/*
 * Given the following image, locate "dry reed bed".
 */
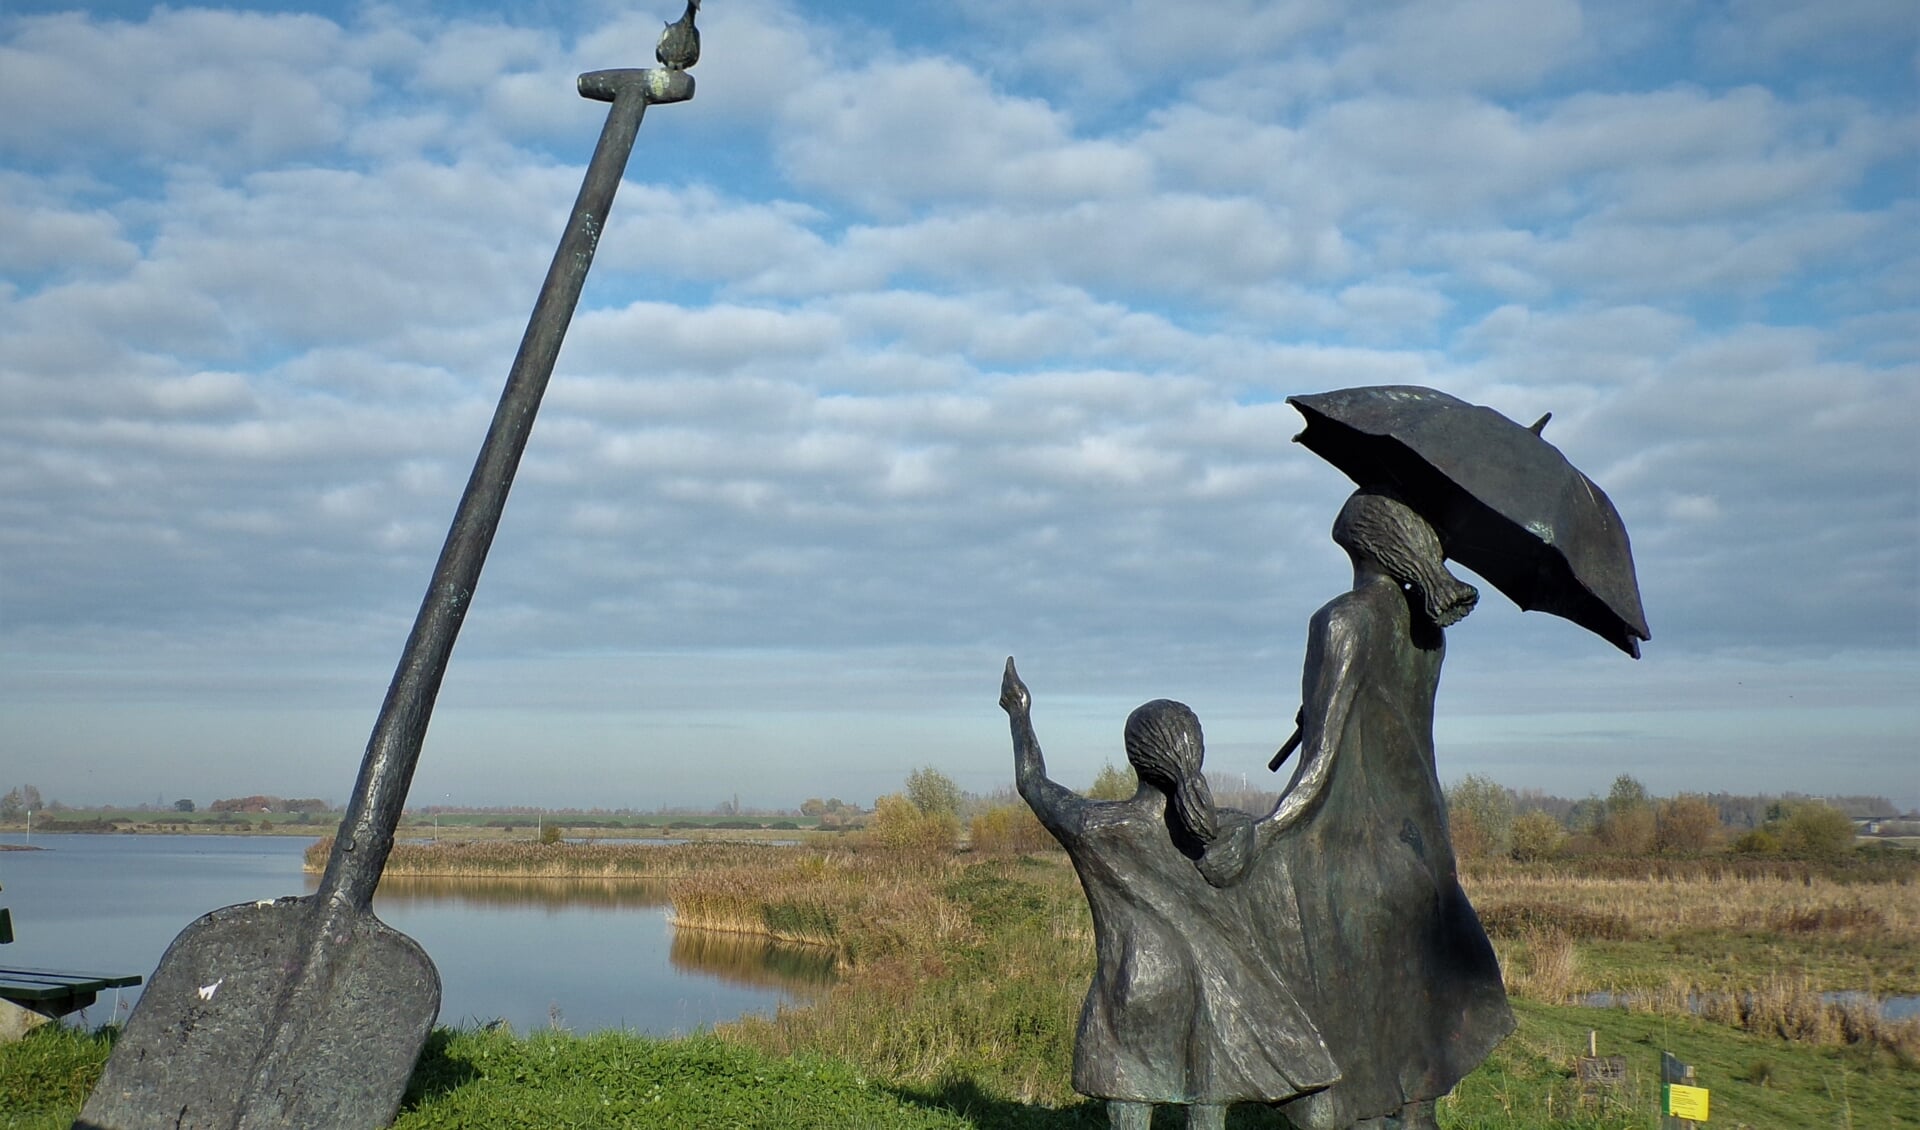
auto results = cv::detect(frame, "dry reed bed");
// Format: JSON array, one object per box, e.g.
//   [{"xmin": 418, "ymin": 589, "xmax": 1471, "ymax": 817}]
[
  {"xmin": 666, "ymin": 850, "xmax": 982, "ymax": 960},
  {"xmin": 710, "ymin": 852, "xmax": 1095, "ymax": 1105},
  {"xmin": 1461, "ymin": 863, "xmax": 1917, "ymax": 941},
  {"xmin": 1475, "ymin": 861, "xmax": 1920, "ymax": 1063},
  {"xmin": 303, "ymin": 836, "xmax": 793, "ymax": 879},
  {"xmin": 1562, "ymin": 960, "xmax": 1919, "ymax": 1063}
]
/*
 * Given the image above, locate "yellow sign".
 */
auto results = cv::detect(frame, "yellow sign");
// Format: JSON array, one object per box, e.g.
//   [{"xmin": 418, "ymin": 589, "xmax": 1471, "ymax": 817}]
[{"xmin": 1665, "ymin": 1082, "xmax": 1710, "ymax": 1121}]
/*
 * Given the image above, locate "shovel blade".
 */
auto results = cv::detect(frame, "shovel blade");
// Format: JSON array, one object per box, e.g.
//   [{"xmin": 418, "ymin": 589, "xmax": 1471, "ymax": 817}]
[{"xmin": 78, "ymin": 897, "xmax": 438, "ymax": 1130}]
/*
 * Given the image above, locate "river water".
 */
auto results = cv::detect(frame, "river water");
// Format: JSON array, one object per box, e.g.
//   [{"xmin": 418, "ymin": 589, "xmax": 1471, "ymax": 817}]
[{"xmin": 0, "ymin": 833, "xmax": 831, "ymax": 1035}]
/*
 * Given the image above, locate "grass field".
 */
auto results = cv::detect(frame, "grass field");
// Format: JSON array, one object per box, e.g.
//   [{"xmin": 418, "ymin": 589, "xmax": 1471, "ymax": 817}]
[
  {"xmin": 8, "ymin": 1000, "xmax": 1912, "ymax": 1130},
  {"xmin": 6, "ymin": 841, "xmax": 1915, "ymax": 1128}
]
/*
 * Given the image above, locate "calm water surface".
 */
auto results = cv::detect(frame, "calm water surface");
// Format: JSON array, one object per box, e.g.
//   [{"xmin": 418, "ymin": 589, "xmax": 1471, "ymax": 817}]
[{"xmin": 0, "ymin": 834, "xmax": 830, "ymax": 1035}]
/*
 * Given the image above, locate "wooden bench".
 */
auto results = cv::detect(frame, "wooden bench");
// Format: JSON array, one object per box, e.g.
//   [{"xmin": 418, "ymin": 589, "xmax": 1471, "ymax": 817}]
[
  {"xmin": 0, "ymin": 965, "xmax": 144, "ymax": 1020},
  {"xmin": 0, "ymin": 891, "xmax": 145, "ymax": 1026}
]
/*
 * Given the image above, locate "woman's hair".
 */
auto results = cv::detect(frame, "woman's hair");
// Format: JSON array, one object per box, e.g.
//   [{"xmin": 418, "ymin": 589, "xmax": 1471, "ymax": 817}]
[
  {"xmin": 1123, "ymin": 699, "xmax": 1217, "ymax": 844},
  {"xmin": 1332, "ymin": 489, "xmax": 1479, "ymax": 627}
]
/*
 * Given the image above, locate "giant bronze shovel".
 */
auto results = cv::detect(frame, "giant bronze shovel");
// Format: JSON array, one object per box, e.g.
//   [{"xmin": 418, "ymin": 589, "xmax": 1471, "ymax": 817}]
[{"xmin": 79, "ymin": 61, "xmax": 697, "ymax": 1130}]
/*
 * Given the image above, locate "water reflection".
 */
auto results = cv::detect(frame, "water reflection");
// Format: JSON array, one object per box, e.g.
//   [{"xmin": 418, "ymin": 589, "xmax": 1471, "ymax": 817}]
[
  {"xmin": 4, "ymin": 836, "xmax": 827, "ymax": 1035},
  {"xmin": 310, "ymin": 871, "xmax": 837, "ymax": 1002},
  {"xmin": 670, "ymin": 928, "xmax": 838, "ymax": 992}
]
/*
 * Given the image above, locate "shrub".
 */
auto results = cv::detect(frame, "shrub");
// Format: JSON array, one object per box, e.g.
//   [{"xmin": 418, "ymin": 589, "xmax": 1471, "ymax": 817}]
[
  {"xmin": 1777, "ymin": 803, "xmax": 1856, "ymax": 859},
  {"xmin": 1730, "ymin": 827, "xmax": 1781, "ymax": 854},
  {"xmin": 869, "ymin": 794, "xmax": 958, "ymax": 856},
  {"xmin": 968, "ymin": 803, "xmax": 1054, "ymax": 855},
  {"xmin": 1596, "ymin": 804, "xmax": 1656, "ymax": 854},
  {"xmin": 1084, "ymin": 762, "xmax": 1135, "ymax": 801},
  {"xmin": 1508, "ymin": 810, "xmax": 1565, "ymax": 862},
  {"xmin": 1446, "ymin": 774, "xmax": 1514, "ymax": 860},
  {"xmin": 1654, "ymin": 793, "xmax": 1723, "ymax": 853},
  {"xmin": 904, "ymin": 767, "xmax": 962, "ymax": 819},
  {"xmin": 539, "ymin": 822, "xmax": 563, "ymax": 846}
]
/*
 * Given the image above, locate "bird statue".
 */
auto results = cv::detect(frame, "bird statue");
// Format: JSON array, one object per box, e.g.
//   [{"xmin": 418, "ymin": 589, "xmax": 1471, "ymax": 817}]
[{"xmin": 656, "ymin": 0, "xmax": 701, "ymax": 71}]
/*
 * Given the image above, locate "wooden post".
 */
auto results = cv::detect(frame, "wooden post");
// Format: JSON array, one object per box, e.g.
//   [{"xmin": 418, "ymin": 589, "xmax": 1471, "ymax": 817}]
[
  {"xmin": 1662, "ymin": 1051, "xmax": 1709, "ymax": 1126},
  {"xmin": 1576, "ymin": 1031, "xmax": 1626, "ymax": 1109}
]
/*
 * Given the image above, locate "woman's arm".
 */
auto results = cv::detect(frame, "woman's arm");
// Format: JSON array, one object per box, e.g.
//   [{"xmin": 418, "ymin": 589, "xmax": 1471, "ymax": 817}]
[{"xmin": 1255, "ymin": 601, "xmax": 1363, "ymax": 850}]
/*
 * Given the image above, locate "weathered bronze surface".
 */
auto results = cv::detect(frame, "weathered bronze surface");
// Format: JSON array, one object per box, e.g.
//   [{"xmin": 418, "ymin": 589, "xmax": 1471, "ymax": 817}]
[
  {"xmin": 77, "ymin": 27, "xmax": 700, "ymax": 1130},
  {"xmin": 1006, "ymin": 385, "xmax": 1646, "ymax": 1129},
  {"xmin": 1231, "ymin": 489, "xmax": 1514, "ymax": 1130},
  {"xmin": 1001, "ymin": 660, "xmax": 1337, "ymax": 1129},
  {"xmin": 655, "ymin": 0, "xmax": 701, "ymax": 71},
  {"xmin": 1288, "ymin": 385, "xmax": 1650, "ymax": 657}
]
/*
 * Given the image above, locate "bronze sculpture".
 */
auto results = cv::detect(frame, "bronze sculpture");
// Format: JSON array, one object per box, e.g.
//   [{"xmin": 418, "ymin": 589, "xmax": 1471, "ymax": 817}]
[
  {"xmin": 78, "ymin": 13, "xmax": 702, "ymax": 1128},
  {"xmin": 1000, "ymin": 663, "xmax": 1337, "ymax": 1129},
  {"xmin": 1006, "ymin": 385, "xmax": 1647, "ymax": 1129},
  {"xmin": 1212, "ymin": 488, "xmax": 1514, "ymax": 1130}
]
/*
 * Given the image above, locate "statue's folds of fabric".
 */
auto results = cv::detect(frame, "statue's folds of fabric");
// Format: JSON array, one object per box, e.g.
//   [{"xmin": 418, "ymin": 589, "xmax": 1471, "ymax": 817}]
[
  {"xmin": 1024, "ymin": 783, "xmax": 1339, "ymax": 1105},
  {"xmin": 1235, "ymin": 576, "xmax": 1514, "ymax": 1129}
]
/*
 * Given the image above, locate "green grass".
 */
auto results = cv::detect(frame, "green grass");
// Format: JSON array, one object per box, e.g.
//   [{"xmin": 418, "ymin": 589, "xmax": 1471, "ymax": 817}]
[
  {"xmin": 393, "ymin": 1029, "xmax": 979, "ymax": 1129},
  {"xmin": 1447, "ymin": 1000, "xmax": 1920, "ymax": 1130},
  {"xmin": 0, "ymin": 1021, "xmax": 103, "ymax": 1130},
  {"xmin": 0, "ymin": 1027, "xmax": 977, "ymax": 1130},
  {"xmin": 8, "ymin": 1003, "xmax": 1915, "ymax": 1129}
]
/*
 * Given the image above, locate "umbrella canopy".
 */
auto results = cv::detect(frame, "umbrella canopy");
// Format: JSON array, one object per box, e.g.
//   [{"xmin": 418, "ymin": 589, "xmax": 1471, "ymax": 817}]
[{"xmin": 1287, "ymin": 385, "xmax": 1650, "ymax": 657}]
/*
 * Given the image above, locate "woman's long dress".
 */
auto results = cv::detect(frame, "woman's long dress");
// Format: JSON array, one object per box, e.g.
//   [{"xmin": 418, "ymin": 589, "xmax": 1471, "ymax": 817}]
[{"xmin": 1252, "ymin": 577, "xmax": 1514, "ymax": 1129}]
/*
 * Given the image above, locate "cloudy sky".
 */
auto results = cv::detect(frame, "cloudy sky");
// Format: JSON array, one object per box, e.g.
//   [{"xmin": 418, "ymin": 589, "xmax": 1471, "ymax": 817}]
[{"xmin": 3, "ymin": 0, "xmax": 1915, "ymax": 814}]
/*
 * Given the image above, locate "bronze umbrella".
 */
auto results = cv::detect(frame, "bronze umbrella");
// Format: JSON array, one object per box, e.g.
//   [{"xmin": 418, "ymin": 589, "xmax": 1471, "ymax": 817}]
[{"xmin": 1287, "ymin": 385, "xmax": 1651, "ymax": 658}]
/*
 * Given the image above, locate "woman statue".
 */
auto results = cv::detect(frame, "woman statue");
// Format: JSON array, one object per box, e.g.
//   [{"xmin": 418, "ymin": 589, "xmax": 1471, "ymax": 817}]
[
  {"xmin": 1201, "ymin": 488, "xmax": 1514, "ymax": 1130},
  {"xmin": 999, "ymin": 659, "xmax": 1336, "ymax": 1130}
]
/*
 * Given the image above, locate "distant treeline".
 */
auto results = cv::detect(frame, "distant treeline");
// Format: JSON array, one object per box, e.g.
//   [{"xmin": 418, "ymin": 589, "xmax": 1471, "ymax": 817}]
[
  {"xmin": 1502, "ymin": 789, "xmax": 1904, "ymax": 828},
  {"xmin": 476, "ymin": 817, "xmax": 806, "ymax": 832},
  {"xmin": 207, "ymin": 795, "xmax": 329, "ymax": 814},
  {"xmin": 416, "ymin": 804, "xmax": 844, "ymax": 818},
  {"xmin": 1437, "ymin": 774, "xmax": 1913, "ymax": 864}
]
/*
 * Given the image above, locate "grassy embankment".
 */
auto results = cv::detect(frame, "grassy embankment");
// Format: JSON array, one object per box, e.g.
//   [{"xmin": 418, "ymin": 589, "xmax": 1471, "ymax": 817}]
[
  {"xmin": 7, "ymin": 841, "xmax": 1915, "ymax": 1128},
  {"xmin": 394, "ymin": 838, "xmax": 1918, "ymax": 1117},
  {"xmin": 669, "ymin": 847, "xmax": 1920, "ymax": 1125}
]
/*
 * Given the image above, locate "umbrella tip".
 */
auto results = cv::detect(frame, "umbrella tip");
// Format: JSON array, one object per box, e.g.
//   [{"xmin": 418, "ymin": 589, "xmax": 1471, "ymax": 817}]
[{"xmin": 1529, "ymin": 412, "xmax": 1552, "ymax": 436}]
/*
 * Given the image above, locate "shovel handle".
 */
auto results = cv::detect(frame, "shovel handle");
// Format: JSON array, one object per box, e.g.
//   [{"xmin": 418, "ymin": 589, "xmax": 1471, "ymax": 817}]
[{"xmin": 319, "ymin": 69, "xmax": 689, "ymax": 911}]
